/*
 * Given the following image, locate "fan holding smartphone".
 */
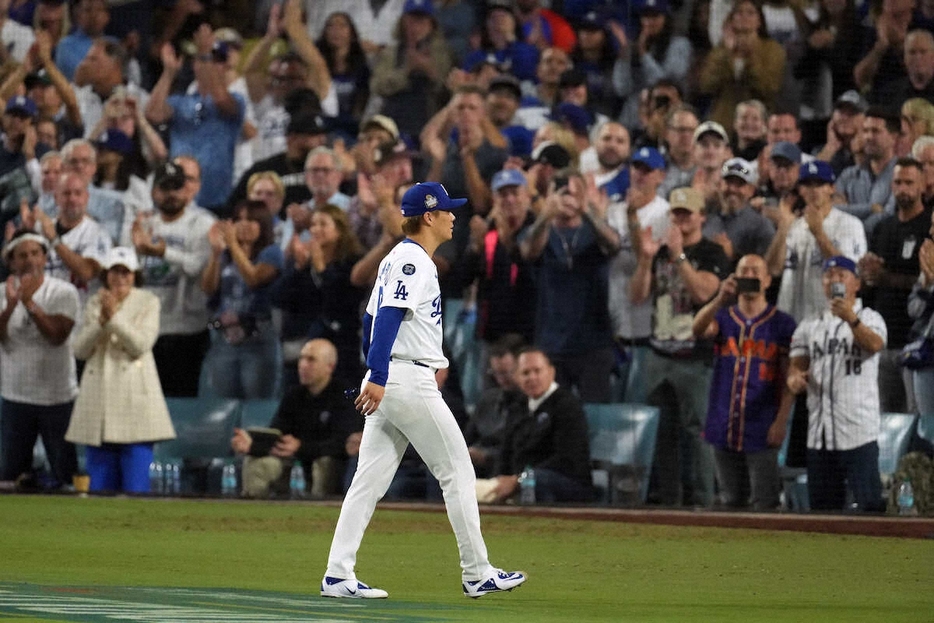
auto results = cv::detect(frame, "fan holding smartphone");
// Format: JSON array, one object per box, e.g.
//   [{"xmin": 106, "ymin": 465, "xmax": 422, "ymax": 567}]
[{"xmin": 692, "ymin": 254, "xmax": 798, "ymax": 510}]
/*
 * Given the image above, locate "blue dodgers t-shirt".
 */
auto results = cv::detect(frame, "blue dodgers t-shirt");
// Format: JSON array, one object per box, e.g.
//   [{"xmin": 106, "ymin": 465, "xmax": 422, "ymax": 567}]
[
  {"xmin": 600, "ymin": 168, "xmax": 629, "ymax": 204},
  {"xmin": 216, "ymin": 244, "xmax": 284, "ymax": 320},
  {"xmin": 167, "ymin": 92, "xmax": 245, "ymax": 208}
]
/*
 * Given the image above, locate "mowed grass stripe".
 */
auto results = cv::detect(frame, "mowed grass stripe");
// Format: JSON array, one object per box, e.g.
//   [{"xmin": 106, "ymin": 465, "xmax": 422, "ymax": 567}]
[{"xmin": 0, "ymin": 496, "xmax": 931, "ymax": 623}]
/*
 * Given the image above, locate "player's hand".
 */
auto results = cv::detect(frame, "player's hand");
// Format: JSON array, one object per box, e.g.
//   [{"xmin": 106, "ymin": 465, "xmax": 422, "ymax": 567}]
[
  {"xmin": 766, "ymin": 419, "xmax": 787, "ymax": 448},
  {"xmin": 272, "ymin": 434, "xmax": 300, "ymax": 458},
  {"xmin": 355, "ymin": 381, "xmax": 385, "ymax": 416},
  {"xmin": 230, "ymin": 428, "xmax": 252, "ymax": 454},
  {"xmin": 787, "ymin": 368, "xmax": 809, "ymax": 395},
  {"xmin": 493, "ymin": 475, "xmax": 520, "ymax": 503}
]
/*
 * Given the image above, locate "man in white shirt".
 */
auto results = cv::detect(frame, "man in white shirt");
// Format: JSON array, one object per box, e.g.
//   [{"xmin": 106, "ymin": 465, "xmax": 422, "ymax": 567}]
[
  {"xmin": 0, "ymin": 0, "xmax": 35, "ymax": 63},
  {"xmin": 766, "ymin": 161, "xmax": 867, "ymax": 323},
  {"xmin": 30, "ymin": 171, "xmax": 111, "ymax": 304},
  {"xmin": 608, "ymin": 146, "xmax": 669, "ymax": 401},
  {"xmin": 73, "ymin": 39, "xmax": 148, "ymax": 138},
  {"xmin": 60, "ymin": 138, "xmax": 126, "ymax": 244},
  {"xmin": 788, "ymin": 256, "xmax": 886, "ymax": 512},
  {"xmin": 131, "ymin": 161, "xmax": 215, "ymax": 397},
  {"xmin": 0, "ymin": 231, "xmax": 80, "ymax": 489}
]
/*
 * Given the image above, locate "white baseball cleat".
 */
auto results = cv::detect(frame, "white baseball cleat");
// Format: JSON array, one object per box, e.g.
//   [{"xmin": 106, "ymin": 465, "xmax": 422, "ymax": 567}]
[
  {"xmin": 462, "ymin": 569, "xmax": 527, "ymax": 598},
  {"xmin": 320, "ymin": 576, "xmax": 389, "ymax": 599}
]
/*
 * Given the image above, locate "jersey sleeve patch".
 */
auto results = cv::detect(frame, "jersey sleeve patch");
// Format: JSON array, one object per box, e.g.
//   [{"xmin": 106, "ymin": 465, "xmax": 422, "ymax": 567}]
[{"xmin": 402, "ymin": 263, "xmax": 416, "ymax": 275}]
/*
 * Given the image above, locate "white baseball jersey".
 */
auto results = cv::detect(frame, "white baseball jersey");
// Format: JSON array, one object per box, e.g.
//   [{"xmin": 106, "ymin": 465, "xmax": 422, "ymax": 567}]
[
  {"xmin": 607, "ymin": 195, "xmax": 670, "ymax": 339},
  {"xmin": 790, "ymin": 301, "xmax": 887, "ymax": 451},
  {"xmin": 777, "ymin": 208, "xmax": 866, "ymax": 322},
  {"xmin": 366, "ymin": 239, "xmax": 448, "ymax": 369},
  {"xmin": 43, "ymin": 216, "xmax": 112, "ymax": 302},
  {"xmin": 0, "ymin": 276, "xmax": 80, "ymax": 405}
]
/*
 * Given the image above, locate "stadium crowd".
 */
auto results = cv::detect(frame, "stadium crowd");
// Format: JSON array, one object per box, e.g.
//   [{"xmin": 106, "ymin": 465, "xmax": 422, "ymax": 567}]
[{"xmin": 0, "ymin": 0, "xmax": 933, "ymax": 511}]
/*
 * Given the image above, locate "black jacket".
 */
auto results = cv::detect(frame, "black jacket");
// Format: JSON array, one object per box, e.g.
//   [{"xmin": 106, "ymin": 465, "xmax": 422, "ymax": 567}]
[
  {"xmin": 269, "ymin": 381, "xmax": 362, "ymax": 467},
  {"xmin": 499, "ymin": 386, "xmax": 591, "ymax": 486}
]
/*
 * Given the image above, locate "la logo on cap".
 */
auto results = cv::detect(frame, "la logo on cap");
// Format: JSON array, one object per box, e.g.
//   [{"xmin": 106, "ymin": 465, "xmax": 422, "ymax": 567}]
[
  {"xmin": 425, "ymin": 194, "xmax": 438, "ymax": 209},
  {"xmin": 809, "ymin": 163, "xmax": 818, "ymax": 173},
  {"xmin": 640, "ymin": 148, "xmax": 649, "ymax": 157}
]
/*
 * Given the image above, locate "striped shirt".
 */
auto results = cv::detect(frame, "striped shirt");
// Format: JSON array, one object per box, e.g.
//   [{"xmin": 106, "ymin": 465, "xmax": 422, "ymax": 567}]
[
  {"xmin": 705, "ymin": 304, "xmax": 797, "ymax": 453},
  {"xmin": 790, "ymin": 302, "xmax": 887, "ymax": 451}
]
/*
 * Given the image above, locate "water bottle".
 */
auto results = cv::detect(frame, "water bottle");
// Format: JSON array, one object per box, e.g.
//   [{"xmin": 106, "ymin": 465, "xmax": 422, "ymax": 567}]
[
  {"xmin": 518, "ymin": 465, "xmax": 536, "ymax": 505},
  {"xmin": 165, "ymin": 461, "xmax": 181, "ymax": 495},
  {"xmin": 290, "ymin": 462, "xmax": 306, "ymax": 499},
  {"xmin": 897, "ymin": 480, "xmax": 917, "ymax": 516},
  {"xmin": 221, "ymin": 462, "xmax": 238, "ymax": 497},
  {"xmin": 148, "ymin": 461, "xmax": 164, "ymax": 495}
]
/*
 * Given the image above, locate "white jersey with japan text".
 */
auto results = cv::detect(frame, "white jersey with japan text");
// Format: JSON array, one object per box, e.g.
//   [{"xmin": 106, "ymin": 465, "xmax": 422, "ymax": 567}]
[
  {"xmin": 366, "ymin": 238, "xmax": 448, "ymax": 369},
  {"xmin": 790, "ymin": 301, "xmax": 887, "ymax": 451}
]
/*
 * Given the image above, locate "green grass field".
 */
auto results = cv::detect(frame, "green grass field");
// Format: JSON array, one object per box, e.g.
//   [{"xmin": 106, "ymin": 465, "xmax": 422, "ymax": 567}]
[{"xmin": 0, "ymin": 496, "xmax": 931, "ymax": 623}]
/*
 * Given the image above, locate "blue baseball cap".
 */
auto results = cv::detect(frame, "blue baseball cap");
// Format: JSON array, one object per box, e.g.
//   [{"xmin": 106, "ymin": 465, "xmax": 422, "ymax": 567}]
[
  {"xmin": 492, "ymin": 169, "xmax": 527, "ymax": 191},
  {"xmin": 96, "ymin": 129, "xmax": 134, "ymax": 155},
  {"xmin": 578, "ymin": 11, "xmax": 605, "ymax": 30},
  {"xmin": 401, "ymin": 182, "xmax": 467, "ymax": 217},
  {"xmin": 403, "ymin": 0, "xmax": 434, "ymax": 16},
  {"xmin": 770, "ymin": 141, "xmax": 801, "ymax": 164},
  {"xmin": 550, "ymin": 102, "xmax": 592, "ymax": 136},
  {"xmin": 822, "ymin": 256, "xmax": 858, "ymax": 275},
  {"xmin": 631, "ymin": 146, "xmax": 666, "ymax": 171},
  {"xmin": 5, "ymin": 95, "xmax": 37, "ymax": 118},
  {"xmin": 799, "ymin": 160, "xmax": 835, "ymax": 184}
]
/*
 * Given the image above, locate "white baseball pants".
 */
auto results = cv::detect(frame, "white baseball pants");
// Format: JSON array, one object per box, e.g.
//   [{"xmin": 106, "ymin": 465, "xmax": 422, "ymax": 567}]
[{"xmin": 325, "ymin": 360, "xmax": 495, "ymax": 581}]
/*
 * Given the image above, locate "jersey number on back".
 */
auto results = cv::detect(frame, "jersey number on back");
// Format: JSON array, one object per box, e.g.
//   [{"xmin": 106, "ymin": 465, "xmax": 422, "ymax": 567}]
[{"xmin": 393, "ymin": 280, "xmax": 409, "ymax": 301}]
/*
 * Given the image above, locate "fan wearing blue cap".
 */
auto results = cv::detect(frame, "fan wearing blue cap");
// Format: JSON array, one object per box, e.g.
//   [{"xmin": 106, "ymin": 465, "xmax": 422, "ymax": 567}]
[
  {"xmin": 321, "ymin": 181, "xmax": 527, "ymax": 600},
  {"xmin": 769, "ymin": 159, "xmax": 866, "ymax": 324},
  {"xmin": 0, "ymin": 96, "xmax": 42, "ymax": 178},
  {"xmin": 785, "ymin": 254, "xmax": 887, "ymax": 512},
  {"xmin": 472, "ymin": 169, "xmax": 537, "ymax": 343}
]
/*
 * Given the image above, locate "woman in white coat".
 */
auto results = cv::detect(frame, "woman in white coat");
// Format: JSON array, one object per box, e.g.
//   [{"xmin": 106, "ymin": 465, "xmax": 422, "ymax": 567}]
[{"xmin": 66, "ymin": 247, "xmax": 175, "ymax": 493}]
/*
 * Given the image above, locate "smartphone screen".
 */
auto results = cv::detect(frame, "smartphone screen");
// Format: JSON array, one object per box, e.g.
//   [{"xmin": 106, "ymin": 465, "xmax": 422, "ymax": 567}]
[
  {"xmin": 831, "ymin": 282, "xmax": 846, "ymax": 298},
  {"xmin": 735, "ymin": 277, "xmax": 760, "ymax": 294}
]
